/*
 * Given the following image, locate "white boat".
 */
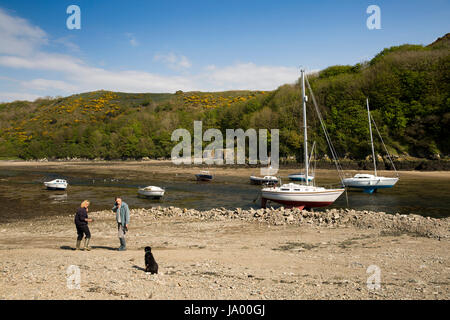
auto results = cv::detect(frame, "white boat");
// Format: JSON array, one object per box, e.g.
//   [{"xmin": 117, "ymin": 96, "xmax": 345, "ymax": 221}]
[
  {"xmin": 138, "ymin": 186, "xmax": 165, "ymax": 198},
  {"xmin": 288, "ymin": 173, "xmax": 314, "ymax": 182},
  {"xmin": 261, "ymin": 183, "xmax": 344, "ymax": 208},
  {"xmin": 261, "ymin": 69, "xmax": 344, "ymax": 209},
  {"xmin": 343, "ymin": 174, "xmax": 398, "ymax": 193},
  {"xmin": 250, "ymin": 175, "xmax": 278, "ymax": 185},
  {"xmin": 343, "ymin": 99, "xmax": 399, "ymax": 194},
  {"xmin": 44, "ymin": 179, "xmax": 68, "ymax": 190}
]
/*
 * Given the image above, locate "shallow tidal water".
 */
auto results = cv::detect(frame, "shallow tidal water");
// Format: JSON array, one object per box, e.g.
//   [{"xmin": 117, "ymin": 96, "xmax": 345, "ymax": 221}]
[{"xmin": 0, "ymin": 167, "xmax": 449, "ymax": 222}]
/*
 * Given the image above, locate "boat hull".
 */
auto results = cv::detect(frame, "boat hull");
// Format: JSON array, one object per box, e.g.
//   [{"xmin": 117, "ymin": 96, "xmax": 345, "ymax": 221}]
[
  {"xmin": 195, "ymin": 174, "xmax": 213, "ymax": 181},
  {"xmin": 138, "ymin": 188, "xmax": 165, "ymax": 198},
  {"xmin": 249, "ymin": 176, "xmax": 278, "ymax": 185},
  {"xmin": 45, "ymin": 186, "xmax": 67, "ymax": 190},
  {"xmin": 138, "ymin": 191, "xmax": 164, "ymax": 198},
  {"xmin": 288, "ymin": 174, "xmax": 314, "ymax": 182},
  {"xmin": 261, "ymin": 188, "xmax": 344, "ymax": 208},
  {"xmin": 44, "ymin": 183, "xmax": 67, "ymax": 190},
  {"xmin": 343, "ymin": 177, "xmax": 398, "ymax": 194}
]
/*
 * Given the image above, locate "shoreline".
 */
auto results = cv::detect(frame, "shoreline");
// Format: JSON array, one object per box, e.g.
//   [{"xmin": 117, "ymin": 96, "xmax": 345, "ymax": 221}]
[
  {"xmin": 0, "ymin": 206, "xmax": 448, "ymax": 299},
  {"xmin": 5, "ymin": 206, "xmax": 449, "ymax": 239},
  {"xmin": 1, "ymin": 160, "xmax": 450, "ymax": 179}
]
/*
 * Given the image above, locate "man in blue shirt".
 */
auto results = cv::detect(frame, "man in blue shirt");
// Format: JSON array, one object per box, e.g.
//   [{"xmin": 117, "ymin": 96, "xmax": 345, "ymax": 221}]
[{"xmin": 112, "ymin": 197, "xmax": 130, "ymax": 251}]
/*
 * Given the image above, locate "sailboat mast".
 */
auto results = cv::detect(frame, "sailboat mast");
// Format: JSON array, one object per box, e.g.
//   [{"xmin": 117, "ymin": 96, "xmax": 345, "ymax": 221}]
[
  {"xmin": 367, "ymin": 98, "xmax": 377, "ymax": 177},
  {"xmin": 302, "ymin": 69, "xmax": 309, "ymax": 185}
]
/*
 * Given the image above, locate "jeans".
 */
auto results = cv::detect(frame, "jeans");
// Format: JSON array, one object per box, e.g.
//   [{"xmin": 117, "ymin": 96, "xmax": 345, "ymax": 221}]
[{"xmin": 76, "ymin": 224, "xmax": 91, "ymax": 240}]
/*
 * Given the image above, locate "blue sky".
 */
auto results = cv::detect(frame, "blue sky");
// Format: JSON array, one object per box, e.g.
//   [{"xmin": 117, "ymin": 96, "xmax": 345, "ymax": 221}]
[{"xmin": 0, "ymin": 0, "xmax": 448, "ymax": 101}]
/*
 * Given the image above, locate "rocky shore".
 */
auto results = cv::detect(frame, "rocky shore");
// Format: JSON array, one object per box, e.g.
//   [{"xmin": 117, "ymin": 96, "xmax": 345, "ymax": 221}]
[
  {"xmin": 0, "ymin": 206, "xmax": 448, "ymax": 300},
  {"xmin": 86, "ymin": 206, "xmax": 450, "ymax": 240}
]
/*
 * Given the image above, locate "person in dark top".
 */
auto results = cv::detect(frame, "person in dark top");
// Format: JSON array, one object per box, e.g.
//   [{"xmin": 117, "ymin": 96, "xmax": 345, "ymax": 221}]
[{"xmin": 75, "ymin": 200, "xmax": 93, "ymax": 250}]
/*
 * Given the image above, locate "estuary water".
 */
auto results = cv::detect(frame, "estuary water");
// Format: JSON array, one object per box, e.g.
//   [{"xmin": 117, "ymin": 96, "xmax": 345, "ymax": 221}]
[{"xmin": 0, "ymin": 167, "xmax": 448, "ymax": 222}]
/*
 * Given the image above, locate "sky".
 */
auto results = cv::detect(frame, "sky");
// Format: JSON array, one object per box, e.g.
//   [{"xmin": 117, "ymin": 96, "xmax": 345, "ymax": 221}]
[{"xmin": 0, "ymin": 0, "xmax": 448, "ymax": 102}]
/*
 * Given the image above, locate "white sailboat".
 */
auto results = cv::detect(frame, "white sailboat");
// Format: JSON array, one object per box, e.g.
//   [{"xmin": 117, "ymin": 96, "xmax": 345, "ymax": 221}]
[
  {"xmin": 261, "ymin": 69, "xmax": 344, "ymax": 209},
  {"xmin": 342, "ymin": 99, "xmax": 399, "ymax": 194}
]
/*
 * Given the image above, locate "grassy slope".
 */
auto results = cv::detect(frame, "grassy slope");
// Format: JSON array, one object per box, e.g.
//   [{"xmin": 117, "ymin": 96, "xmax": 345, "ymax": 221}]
[{"xmin": 0, "ymin": 34, "xmax": 448, "ymax": 160}]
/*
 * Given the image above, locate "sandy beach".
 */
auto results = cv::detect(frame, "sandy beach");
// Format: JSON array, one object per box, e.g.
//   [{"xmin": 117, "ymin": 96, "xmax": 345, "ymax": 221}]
[{"xmin": 0, "ymin": 205, "xmax": 448, "ymax": 300}]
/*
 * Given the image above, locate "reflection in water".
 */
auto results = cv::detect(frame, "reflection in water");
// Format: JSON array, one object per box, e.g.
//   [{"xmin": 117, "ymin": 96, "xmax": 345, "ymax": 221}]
[
  {"xmin": 48, "ymin": 192, "xmax": 68, "ymax": 204},
  {"xmin": 0, "ymin": 168, "xmax": 448, "ymax": 221}
]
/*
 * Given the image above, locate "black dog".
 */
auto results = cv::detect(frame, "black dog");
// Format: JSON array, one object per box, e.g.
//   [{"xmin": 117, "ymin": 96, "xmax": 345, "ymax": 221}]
[{"xmin": 144, "ymin": 246, "xmax": 158, "ymax": 274}]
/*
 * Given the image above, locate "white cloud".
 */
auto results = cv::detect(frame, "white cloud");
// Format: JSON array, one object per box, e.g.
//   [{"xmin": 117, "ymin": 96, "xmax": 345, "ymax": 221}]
[
  {"xmin": 0, "ymin": 53, "xmax": 299, "ymax": 93},
  {"xmin": 0, "ymin": 9, "xmax": 301, "ymax": 102},
  {"xmin": 0, "ymin": 53, "xmax": 85, "ymax": 73},
  {"xmin": 0, "ymin": 8, "xmax": 48, "ymax": 56},
  {"xmin": 0, "ymin": 92, "xmax": 41, "ymax": 102},
  {"xmin": 0, "ymin": 52, "xmax": 194, "ymax": 93},
  {"xmin": 21, "ymin": 78, "xmax": 79, "ymax": 92},
  {"xmin": 53, "ymin": 36, "xmax": 80, "ymax": 52},
  {"xmin": 154, "ymin": 52, "xmax": 192, "ymax": 70},
  {"xmin": 200, "ymin": 63, "xmax": 299, "ymax": 90}
]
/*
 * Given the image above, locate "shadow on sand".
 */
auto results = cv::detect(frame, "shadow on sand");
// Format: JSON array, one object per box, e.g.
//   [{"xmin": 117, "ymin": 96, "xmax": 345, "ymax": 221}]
[
  {"xmin": 132, "ymin": 265, "xmax": 146, "ymax": 272},
  {"xmin": 91, "ymin": 245, "xmax": 118, "ymax": 251},
  {"xmin": 60, "ymin": 245, "xmax": 75, "ymax": 250},
  {"xmin": 59, "ymin": 245, "xmax": 118, "ymax": 251}
]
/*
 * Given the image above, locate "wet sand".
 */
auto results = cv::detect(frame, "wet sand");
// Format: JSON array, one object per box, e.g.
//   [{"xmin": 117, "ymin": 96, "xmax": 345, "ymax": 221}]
[{"xmin": 1, "ymin": 159, "xmax": 449, "ymax": 179}]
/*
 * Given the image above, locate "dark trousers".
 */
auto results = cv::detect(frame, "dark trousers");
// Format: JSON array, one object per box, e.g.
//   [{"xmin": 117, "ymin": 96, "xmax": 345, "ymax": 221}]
[{"xmin": 76, "ymin": 224, "xmax": 91, "ymax": 240}]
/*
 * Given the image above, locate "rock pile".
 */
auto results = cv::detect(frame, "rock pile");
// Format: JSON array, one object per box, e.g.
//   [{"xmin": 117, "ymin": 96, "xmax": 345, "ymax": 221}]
[{"xmin": 89, "ymin": 206, "xmax": 449, "ymax": 240}]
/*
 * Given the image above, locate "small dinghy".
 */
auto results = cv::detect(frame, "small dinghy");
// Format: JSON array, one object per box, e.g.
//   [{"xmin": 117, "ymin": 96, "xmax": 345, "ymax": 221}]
[
  {"xmin": 250, "ymin": 175, "xmax": 278, "ymax": 185},
  {"xmin": 195, "ymin": 170, "xmax": 213, "ymax": 181},
  {"xmin": 138, "ymin": 186, "xmax": 165, "ymax": 199},
  {"xmin": 44, "ymin": 179, "xmax": 68, "ymax": 190}
]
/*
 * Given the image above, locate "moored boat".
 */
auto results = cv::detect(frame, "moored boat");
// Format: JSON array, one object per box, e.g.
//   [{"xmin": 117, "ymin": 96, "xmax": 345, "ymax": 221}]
[
  {"xmin": 261, "ymin": 183, "xmax": 344, "ymax": 208},
  {"xmin": 260, "ymin": 69, "xmax": 345, "ymax": 209},
  {"xmin": 138, "ymin": 186, "xmax": 165, "ymax": 198},
  {"xmin": 288, "ymin": 173, "xmax": 314, "ymax": 182},
  {"xmin": 44, "ymin": 179, "xmax": 68, "ymax": 190},
  {"xmin": 343, "ymin": 174, "xmax": 398, "ymax": 194},
  {"xmin": 250, "ymin": 175, "xmax": 278, "ymax": 185},
  {"xmin": 342, "ymin": 99, "xmax": 399, "ymax": 194},
  {"xmin": 195, "ymin": 171, "xmax": 213, "ymax": 181}
]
